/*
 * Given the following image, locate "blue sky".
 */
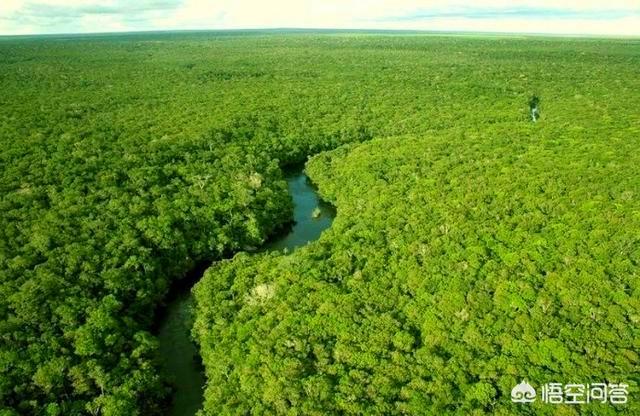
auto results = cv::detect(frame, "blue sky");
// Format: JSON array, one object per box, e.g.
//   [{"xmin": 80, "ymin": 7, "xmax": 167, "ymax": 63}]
[{"xmin": 1, "ymin": 0, "xmax": 639, "ymax": 36}]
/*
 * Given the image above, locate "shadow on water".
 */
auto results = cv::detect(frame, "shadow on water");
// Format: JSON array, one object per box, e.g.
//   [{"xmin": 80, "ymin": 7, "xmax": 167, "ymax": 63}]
[
  {"xmin": 156, "ymin": 165, "xmax": 336, "ymax": 416},
  {"xmin": 260, "ymin": 172, "xmax": 335, "ymax": 253}
]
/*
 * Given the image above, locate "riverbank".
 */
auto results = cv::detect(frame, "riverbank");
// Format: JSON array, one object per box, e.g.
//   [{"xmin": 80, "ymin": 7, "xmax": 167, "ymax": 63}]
[{"xmin": 157, "ymin": 167, "xmax": 336, "ymax": 415}]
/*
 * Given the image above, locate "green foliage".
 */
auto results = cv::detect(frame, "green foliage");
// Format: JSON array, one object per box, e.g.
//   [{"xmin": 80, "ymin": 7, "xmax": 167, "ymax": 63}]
[
  {"xmin": 194, "ymin": 124, "xmax": 640, "ymax": 414},
  {"xmin": 2, "ymin": 31, "xmax": 639, "ymax": 414},
  {"xmin": 191, "ymin": 34, "xmax": 640, "ymax": 415}
]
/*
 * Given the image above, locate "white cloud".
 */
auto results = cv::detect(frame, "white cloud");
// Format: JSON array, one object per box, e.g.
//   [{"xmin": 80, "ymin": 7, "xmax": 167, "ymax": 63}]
[
  {"xmin": 384, "ymin": 16, "xmax": 640, "ymax": 36},
  {"xmin": 1, "ymin": 0, "xmax": 639, "ymax": 36}
]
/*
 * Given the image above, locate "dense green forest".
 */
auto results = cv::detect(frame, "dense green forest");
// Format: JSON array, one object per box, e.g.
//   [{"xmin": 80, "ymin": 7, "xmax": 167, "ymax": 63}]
[{"xmin": 1, "ymin": 31, "xmax": 639, "ymax": 415}]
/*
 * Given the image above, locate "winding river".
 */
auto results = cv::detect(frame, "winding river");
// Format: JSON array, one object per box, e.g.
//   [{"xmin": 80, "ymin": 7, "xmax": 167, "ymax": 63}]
[{"xmin": 157, "ymin": 167, "xmax": 335, "ymax": 416}]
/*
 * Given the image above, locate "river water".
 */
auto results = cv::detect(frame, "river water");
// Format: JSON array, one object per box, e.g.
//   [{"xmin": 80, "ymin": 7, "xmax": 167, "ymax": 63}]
[{"xmin": 157, "ymin": 168, "xmax": 335, "ymax": 416}]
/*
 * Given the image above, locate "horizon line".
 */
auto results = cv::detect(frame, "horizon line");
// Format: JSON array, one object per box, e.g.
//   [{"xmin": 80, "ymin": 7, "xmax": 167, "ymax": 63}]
[{"xmin": 1, "ymin": 27, "xmax": 639, "ymax": 39}]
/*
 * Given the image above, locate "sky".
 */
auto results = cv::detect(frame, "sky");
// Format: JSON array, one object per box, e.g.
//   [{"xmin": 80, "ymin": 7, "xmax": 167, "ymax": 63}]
[{"xmin": 1, "ymin": 0, "xmax": 639, "ymax": 36}]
